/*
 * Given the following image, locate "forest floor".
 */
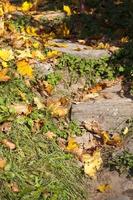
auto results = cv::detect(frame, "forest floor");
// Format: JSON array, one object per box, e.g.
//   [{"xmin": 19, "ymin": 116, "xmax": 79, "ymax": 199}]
[{"xmin": 0, "ymin": 1, "xmax": 133, "ymax": 200}]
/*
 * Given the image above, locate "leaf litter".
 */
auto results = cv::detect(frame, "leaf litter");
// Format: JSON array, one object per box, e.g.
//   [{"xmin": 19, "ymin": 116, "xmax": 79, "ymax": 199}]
[{"xmin": 0, "ymin": 1, "xmax": 130, "ymax": 199}]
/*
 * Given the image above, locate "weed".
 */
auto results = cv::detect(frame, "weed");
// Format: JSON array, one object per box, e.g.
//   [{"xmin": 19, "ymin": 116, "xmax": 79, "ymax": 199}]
[
  {"xmin": 57, "ymin": 53, "xmax": 114, "ymax": 85},
  {"xmin": 108, "ymin": 151, "xmax": 133, "ymax": 176},
  {"xmin": 46, "ymin": 72, "xmax": 62, "ymax": 86}
]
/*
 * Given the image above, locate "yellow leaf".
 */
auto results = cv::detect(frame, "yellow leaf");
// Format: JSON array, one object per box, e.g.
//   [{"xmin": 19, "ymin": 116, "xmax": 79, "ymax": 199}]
[
  {"xmin": 32, "ymin": 41, "xmax": 40, "ymax": 49},
  {"xmin": 47, "ymin": 50, "xmax": 59, "ymax": 58},
  {"xmin": 16, "ymin": 60, "xmax": 33, "ymax": 78},
  {"xmin": 0, "ymin": 158, "xmax": 6, "ymax": 169},
  {"xmin": 26, "ymin": 26, "xmax": 37, "ymax": 36},
  {"xmin": 0, "ymin": 18, "xmax": 4, "ymax": 36},
  {"xmin": 32, "ymin": 50, "xmax": 46, "ymax": 60},
  {"xmin": 18, "ymin": 90, "xmax": 27, "ymax": 101},
  {"xmin": 123, "ymin": 127, "xmax": 128, "ymax": 135},
  {"xmin": 97, "ymin": 184, "xmax": 111, "ymax": 193},
  {"xmin": 66, "ymin": 137, "xmax": 79, "ymax": 151},
  {"xmin": 0, "ymin": 68, "xmax": 10, "ymax": 82},
  {"xmin": 2, "ymin": 61, "xmax": 8, "ymax": 68},
  {"xmin": 63, "ymin": 23, "xmax": 70, "ymax": 36},
  {"xmin": 63, "ymin": 5, "xmax": 72, "ymax": 16},
  {"xmin": 0, "ymin": 49, "xmax": 14, "ymax": 61},
  {"xmin": 34, "ymin": 97, "xmax": 44, "ymax": 109},
  {"xmin": 21, "ymin": 1, "xmax": 33, "ymax": 12},
  {"xmin": 0, "ymin": 6, "xmax": 4, "ymax": 16},
  {"xmin": 82, "ymin": 151, "xmax": 103, "ymax": 178},
  {"xmin": 16, "ymin": 49, "xmax": 33, "ymax": 59},
  {"xmin": 51, "ymin": 105, "xmax": 68, "ymax": 117}
]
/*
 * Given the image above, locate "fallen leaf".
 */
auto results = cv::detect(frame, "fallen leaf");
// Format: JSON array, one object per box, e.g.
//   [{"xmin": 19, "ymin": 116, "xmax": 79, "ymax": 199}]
[
  {"xmin": 21, "ymin": 1, "xmax": 33, "ymax": 12},
  {"xmin": 47, "ymin": 50, "xmax": 59, "ymax": 59},
  {"xmin": 97, "ymin": 184, "xmax": 111, "ymax": 193},
  {"xmin": 16, "ymin": 49, "xmax": 33, "ymax": 59},
  {"xmin": 2, "ymin": 139, "xmax": 16, "ymax": 150},
  {"xmin": 123, "ymin": 127, "xmax": 128, "ymax": 135},
  {"xmin": 82, "ymin": 151, "xmax": 103, "ymax": 178},
  {"xmin": 2, "ymin": 61, "xmax": 8, "ymax": 68},
  {"xmin": 66, "ymin": 137, "xmax": 79, "ymax": 151},
  {"xmin": 34, "ymin": 97, "xmax": 44, "ymax": 109},
  {"xmin": 0, "ymin": 68, "xmax": 10, "ymax": 82},
  {"xmin": 48, "ymin": 101, "xmax": 68, "ymax": 117},
  {"xmin": 0, "ymin": 48, "xmax": 14, "ymax": 61},
  {"xmin": 11, "ymin": 182, "xmax": 19, "ymax": 193},
  {"xmin": 32, "ymin": 50, "xmax": 46, "ymax": 60},
  {"xmin": 0, "ymin": 122, "xmax": 12, "ymax": 133},
  {"xmin": 82, "ymin": 93, "xmax": 99, "ymax": 101},
  {"xmin": 45, "ymin": 131, "xmax": 56, "ymax": 140},
  {"xmin": 16, "ymin": 60, "xmax": 33, "ymax": 78},
  {"xmin": 10, "ymin": 103, "xmax": 32, "ymax": 115},
  {"xmin": 43, "ymin": 81, "xmax": 53, "ymax": 95},
  {"xmin": 0, "ymin": 158, "xmax": 6, "ymax": 169},
  {"xmin": 108, "ymin": 133, "xmax": 122, "ymax": 146},
  {"xmin": 63, "ymin": 5, "xmax": 72, "ymax": 16}
]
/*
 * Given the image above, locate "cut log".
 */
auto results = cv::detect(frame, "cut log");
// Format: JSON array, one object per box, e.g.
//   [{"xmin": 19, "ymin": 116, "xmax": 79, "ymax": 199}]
[
  {"xmin": 71, "ymin": 84, "xmax": 133, "ymax": 132},
  {"xmin": 49, "ymin": 39, "xmax": 110, "ymax": 59}
]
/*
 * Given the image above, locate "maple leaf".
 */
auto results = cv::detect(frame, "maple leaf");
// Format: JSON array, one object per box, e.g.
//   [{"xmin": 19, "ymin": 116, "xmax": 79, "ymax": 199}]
[
  {"xmin": 47, "ymin": 50, "xmax": 60, "ymax": 58},
  {"xmin": 82, "ymin": 151, "xmax": 103, "ymax": 178},
  {"xmin": 48, "ymin": 101, "xmax": 68, "ymax": 117},
  {"xmin": 16, "ymin": 60, "xmax": 33, "ymax": 78},
  {"xmin": 0, "ymin": 49, "xmax": 14, "ymax": 61},
  {"xmin": 0, "ymin": 68, "xmax": 10, "ymax": 82},
  {"xmin": 63, "ymin": 5, "xmax": 72, "ymax": 16},
  {"xmin": 21, "ymin": 1, "xmax": 33, "ymax": 12},
  {"xmin": 97, "ymin": 184, "xmax": 111, "ymax": 193},
  {"xmin": 66, "ymin": 137, "xmax": 79, "ymax": 151}
]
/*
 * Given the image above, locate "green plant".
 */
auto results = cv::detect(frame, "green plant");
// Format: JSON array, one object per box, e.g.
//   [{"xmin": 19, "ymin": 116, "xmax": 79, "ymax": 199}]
[
  {"xmin": 57, "ymin": 54, "xmax": 115, "ymax": 85},
  {"xmin": 46, "ymin": 72, "xmax": 62, "ymax": 86},
  {"xmin": 108, "ymin": 151, "xmax": 133, "ymax": 176}
]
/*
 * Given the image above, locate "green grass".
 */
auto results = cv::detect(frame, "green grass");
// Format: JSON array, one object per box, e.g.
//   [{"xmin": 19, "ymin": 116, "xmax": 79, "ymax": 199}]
[{"xmin": 0, "ymin": 77, "xmax": 88, "ymax": 200}]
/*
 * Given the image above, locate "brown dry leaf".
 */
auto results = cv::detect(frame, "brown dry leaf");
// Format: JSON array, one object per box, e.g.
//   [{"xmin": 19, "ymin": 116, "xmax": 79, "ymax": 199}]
[
  {"xmin": 2, "ymin": 139, "xmax": 16, "ymax": 150},
  {"xmin": 82, "ymin": 151, "xmax": 103, "ymax": 178},
  {"xmin": 97, "ymin": 184, "xmax": 111, "ymax": 193},
  {"xmin": 88, "ymin": 83, "xmax": 106, "ymax": 94},
  {"xmin": 0, "ymin": 68, "xmax": 10, "ymax": 82},
  {"xmin": 11, "ymin": 182, "xmax": 19, "ymax": 193},
  {"xmin": 43, "ymin": 81, "xmax": 53, "ymax": 95},
  {"xmin": 57, "ymin": 137, "xmax": 66, "ymax": 150},
  {"xmin": 0, "ymin": 158, "xmax": 6, "ymax": 169},
  {"xmin": 108, "ymin": 133, "xmax": 122, "ymax": 146},
  {"xmin": 45, "ymin": 131, "xmax": 56, "ymax": 140},
  {"xmin": 10, "ymin": 103, "xmax": 32, "ymax": 115},
  {"xmin": 77, "ymin": 39, "xmax": 86, "ymax": 45},
  {"xmin": 82, "ymin": 93, "xmax": 99, "ymax": 101},
  {"xmin": 84, "ymin": 121, "xmax": 102, "ymax": 135},
  {"xmin": 0, "ymin": 122, "xmax": 12, "ymax": 133}
]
